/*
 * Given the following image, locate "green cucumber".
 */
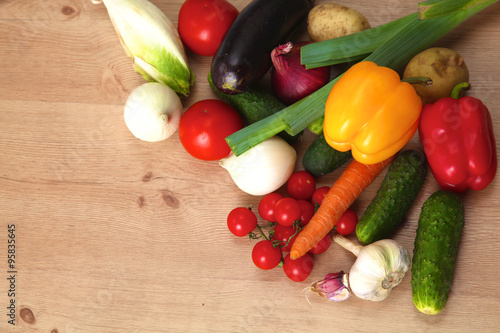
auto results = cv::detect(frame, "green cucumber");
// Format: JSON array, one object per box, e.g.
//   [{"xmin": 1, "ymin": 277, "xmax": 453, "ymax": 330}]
[
  {"xmin": 302, "ymin": 133, "xmax": 352, "ymax": 177},
  {"xmin": 356, "ymin": 150, "xmax": 427, "ymax": 244},
  {"xmin": 411, "ymin": 190, "xmax": 464, "ymax": 315},
  {"xmin": 307, "ymin": 116, "xmax": 324, "ymax": 135},
  {"xmin": 208, "ymin": 72, "xmax": 301, "ymax": 145}
]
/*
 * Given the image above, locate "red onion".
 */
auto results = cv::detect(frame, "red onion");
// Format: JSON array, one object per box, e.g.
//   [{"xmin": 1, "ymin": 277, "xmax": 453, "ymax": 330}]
[{"xmin": 271, "ymin": 41, "xmax": 330, "ymax": 105}]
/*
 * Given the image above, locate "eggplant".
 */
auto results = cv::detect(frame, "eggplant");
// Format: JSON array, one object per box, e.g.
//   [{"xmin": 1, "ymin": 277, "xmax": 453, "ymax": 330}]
[{"xmin": 210, "ymin": 0, "xmax": 314, "ymax": 95}]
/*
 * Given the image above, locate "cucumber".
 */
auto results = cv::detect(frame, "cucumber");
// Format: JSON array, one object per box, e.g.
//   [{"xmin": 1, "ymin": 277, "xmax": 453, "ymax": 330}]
[
  {"xmin": 208, "ymin": 72, "xmax": 301, "ymax": 145},
  {"xmin": 411, "ymin": 190, "xmax": 464, "ymax": 315},
  {"xmin": 356, "ymin": 150, "xmax": 427, "ymax": 244},
  {"xmin": 307, "ymin": 116, "xmax": 324, "ymax": 135},
  {"xmin": 210, "ymin": 0, "xmax": 313, "ymax": 94},
  {"xmin": 302, "ymin": 133, "xmax": 352, "ymax": 177}
]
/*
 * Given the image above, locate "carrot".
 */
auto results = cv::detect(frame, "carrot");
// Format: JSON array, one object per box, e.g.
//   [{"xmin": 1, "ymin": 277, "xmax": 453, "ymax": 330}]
[{"xmin": 290, "ymin": 155, "xmax": 396, "ymax": 260}]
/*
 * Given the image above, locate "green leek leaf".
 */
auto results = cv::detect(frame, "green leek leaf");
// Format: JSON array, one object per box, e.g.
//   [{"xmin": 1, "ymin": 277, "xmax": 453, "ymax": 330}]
[
  {"xmin": 418, "ymin": 0, "xmax": 497, "ymax": 19},
  {"xmin": 301, "ymin": 13, "xmax": 417, "ymax": 69}
]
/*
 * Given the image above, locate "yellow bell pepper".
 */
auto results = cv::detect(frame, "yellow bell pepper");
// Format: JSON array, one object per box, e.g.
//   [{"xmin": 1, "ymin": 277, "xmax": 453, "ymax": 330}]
[{"xmin": 323, "ymin": 61, "xmax": 422, "ymax": 164}]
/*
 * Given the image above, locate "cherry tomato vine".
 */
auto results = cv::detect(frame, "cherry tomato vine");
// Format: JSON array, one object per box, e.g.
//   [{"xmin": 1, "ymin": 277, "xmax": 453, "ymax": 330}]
[{"xmin": 226, "ymin": 171, "xmax": 360, "ymax": 282}]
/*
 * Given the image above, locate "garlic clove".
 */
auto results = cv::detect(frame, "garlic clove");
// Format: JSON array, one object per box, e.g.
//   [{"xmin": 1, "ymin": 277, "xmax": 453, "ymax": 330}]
[{"xmin": 308, "ymin": 271, "xmax": 351, "ymax": 302}]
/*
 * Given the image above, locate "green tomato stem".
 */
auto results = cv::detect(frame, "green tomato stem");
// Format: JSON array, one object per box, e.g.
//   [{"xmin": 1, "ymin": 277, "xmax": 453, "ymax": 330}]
[{"xmin": 255, "ymin": 224, "xmax": 270, "ymax": 241}]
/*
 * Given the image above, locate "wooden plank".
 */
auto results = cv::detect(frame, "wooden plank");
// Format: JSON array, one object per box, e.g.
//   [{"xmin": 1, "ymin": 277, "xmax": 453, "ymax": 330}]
[{"xmin": 0, "ymin": 0, "xmax": 499, "ymax": 332}]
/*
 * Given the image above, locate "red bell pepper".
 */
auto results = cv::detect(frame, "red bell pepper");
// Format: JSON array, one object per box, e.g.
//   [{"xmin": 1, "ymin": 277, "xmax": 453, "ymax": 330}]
[{"xmin": 418, "ymin": 82, "xmax": 497, "ymax": 193}]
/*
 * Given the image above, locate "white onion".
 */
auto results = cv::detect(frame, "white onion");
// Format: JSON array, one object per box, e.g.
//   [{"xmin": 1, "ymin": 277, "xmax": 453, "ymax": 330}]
[
  {"xmin": 219, "ymin": 136, "xmax": 297, "ymax": 196},
  {"xmin": 124, "ymin": 82, "xmax": 182, "ymax": 142}
]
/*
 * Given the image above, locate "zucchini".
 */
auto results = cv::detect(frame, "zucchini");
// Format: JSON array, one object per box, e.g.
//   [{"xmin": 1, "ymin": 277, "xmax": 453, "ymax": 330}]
[
  {"xmin": 302, "ymin": 133, "xmax": 352, "ymax": 176},
  {"xmin": 411, "ymin": 190, "xmax": 465, "ymax": 315},
  {"xmin": 208, "ymin": 72, "xmax": 301, "ymax": 145},
  {"xmin": 210, "ymin": 0, "xmax": 313, "ymax": 94},
  {"xmin": 356, "ymin": 150, "xmax": 427, "ymax": 244}
]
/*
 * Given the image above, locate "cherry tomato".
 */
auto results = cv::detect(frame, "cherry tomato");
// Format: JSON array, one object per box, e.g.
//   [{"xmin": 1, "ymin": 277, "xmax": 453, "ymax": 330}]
[
  {"xmin": 179, "ymin": 99, "xmax": 243, "ymax": 161},
  {"xmin": 258, "ymin": 192, "xmax": 283, "ymax": 222},
  {"xmin": 252, "ymin": 240, "xmax": 282, "ymax": 270},
  {"xmin": 274, "ymin": 197, "xmax": 302, "ymax": 227},
  {"xmin": 311, "ymin": 186, "xmax": 330, "ymax": 206},
  {"xmin": 287, "ymin": 171, "xmax": 316, "ymax": 200},
  {"xmin": 297, "ymin": 200, "xmax": 315, "ymax": 226},
  {"xmin": 227, "ymin": 207, "xmax": 258, "ymax": 237},
  {"xmin": 283, "ymin": 253, "xmax": 314, "ymax": 282},
  {"xmin": 335, "ymin": 209, "xmax": 358, "ymax": 235},
  {"xmin": 272, "ymin": 224, "xmax": 299, "ymax": 252},
  {"xmin": 178, "ymin": 0, "xmax": 239, "ymax": 56},
  {"xmin": 308, "ymin": 233, "xmax": 332, "ymax": 254}
]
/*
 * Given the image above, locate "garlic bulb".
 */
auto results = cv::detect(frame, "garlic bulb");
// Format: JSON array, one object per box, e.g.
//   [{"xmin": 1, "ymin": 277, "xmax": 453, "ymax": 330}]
[
  {"xmin": 93, "ymin": 0, "xmax": 194, "ymax": 97},
  {"xmin": 124, "ymin": 82, "xmax": 182, "ymax": 142},
  {"xmin": 219, "ymin": 136, "xmax": 297, "ymax": 196},
  {"xmin": 334, "ymin": 234, "xmax": 410, "ymax": 302}
]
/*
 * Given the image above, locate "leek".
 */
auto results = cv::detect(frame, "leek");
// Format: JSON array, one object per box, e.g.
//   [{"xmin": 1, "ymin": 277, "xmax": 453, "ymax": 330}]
[
  {"xmin": 301, "ymin": 13, "xmax": 417, "ymax": 69},
  {"xmin": 226, "ymin": 0, "xmax": 498, "ymax": 156},
  {"xmin": 418, "ymin": 0, "xmax": 495, "ymax": 18}
]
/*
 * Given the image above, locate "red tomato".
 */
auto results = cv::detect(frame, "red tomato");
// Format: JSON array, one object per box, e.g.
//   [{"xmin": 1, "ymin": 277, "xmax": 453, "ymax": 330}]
[
  {"xmin": 252, "ymin": 240, "xmax": 282, "ymax": 270},
  {"xmin": 227, "ymin": 207, "xmax": 258, "ymax": 237},
  {"xmin": 258, "ymin": 193, "xmax": 283, "ymax": 222},
  {"xmin": 178, "ymin": 0, "xmax": 239, "ymax": 56},
  {"xmin": 272, "ymin": 224, "xmax": 299, "ymax": 252},
  {"xmin": 287, "ymin": 171, "xmax": 316, "ymax": 200},
  {"xmin": 311, "ymin": 186, "xmax": 330, "ymax": 206},
  {"xmin": 283, "ymin": 253, "xmax": 314, "ymax": 282},
  {"xmin": 335, "ymin": 209, "xmax": 358, "ymax": 235},
  {"xmin": 179, "ymin": 99, "xmax": 243, "ymax": 161},
  {"xmin": 297, "ymin": 200, "xmax": 315, "ymax": 226},
  {"xmin": 308, "ymin": 233, "xmax": 332, "ymax": 254},
  {"xmin": 274, "ymin": 197, "xmax": 302, "ymax": 226}
]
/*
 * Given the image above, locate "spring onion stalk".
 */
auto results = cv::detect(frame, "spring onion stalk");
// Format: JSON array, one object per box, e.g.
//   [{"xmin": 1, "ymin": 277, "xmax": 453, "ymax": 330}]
[
  {"xmin": 418, "ymin": 0, "xmax": 495, "ymax": 19},
  {"xmin": 301, "ymin": 13, "xmax": 417, "ymax": 69},
  {"xmin": 226, "ymin": 0, "xmax": 498, "ymax": 156}
]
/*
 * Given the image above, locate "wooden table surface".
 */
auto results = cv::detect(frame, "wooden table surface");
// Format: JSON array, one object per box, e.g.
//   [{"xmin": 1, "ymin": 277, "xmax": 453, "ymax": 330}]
[{"xmin": 1, "ymin": 0, "xmax": 499, "ymax": 332}]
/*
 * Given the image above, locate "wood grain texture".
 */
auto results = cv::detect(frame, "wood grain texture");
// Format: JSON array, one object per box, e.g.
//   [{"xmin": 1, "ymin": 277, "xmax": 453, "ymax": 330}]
[{"xmin": 0, "ymin": 0, "xmax": 499, "ymax": 332}]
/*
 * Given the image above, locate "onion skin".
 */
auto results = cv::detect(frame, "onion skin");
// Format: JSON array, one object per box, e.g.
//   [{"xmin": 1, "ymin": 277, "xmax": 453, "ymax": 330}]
[
  {"xmin": 271, "ymin": 41, "xmax": 331, "ymax": 105},
  {"xmin": 123, "ymin": 82, "xmax": 182, "ymax": 142},
  {"xmin": 219, "ymin": 136, "xmax": 297, "ymax": 196}
]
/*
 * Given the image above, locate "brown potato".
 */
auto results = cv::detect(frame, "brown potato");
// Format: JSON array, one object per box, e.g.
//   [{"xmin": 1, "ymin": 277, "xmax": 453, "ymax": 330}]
[
  {"xmin": 403, "ymin": 47, "xmax": 469, "ymax": 104},
  {"xmin": 307, "ymin": 3, "xmax": 370, "ymax": 42}
]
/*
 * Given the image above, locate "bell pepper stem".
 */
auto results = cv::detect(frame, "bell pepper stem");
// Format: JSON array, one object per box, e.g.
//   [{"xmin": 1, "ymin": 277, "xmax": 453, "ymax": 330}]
[
  {"xmin": 451, "ymin": 82, "xmax": 471, "ymax": 99},
  {"xmin": 401, "ymin": 76, "xmax": 433, "ymax": 87}
]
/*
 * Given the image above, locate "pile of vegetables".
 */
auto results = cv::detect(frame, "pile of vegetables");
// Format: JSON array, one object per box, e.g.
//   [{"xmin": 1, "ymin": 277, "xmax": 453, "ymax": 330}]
[
  {"xmin": 226, "ymin": 170, "xmax": 360, "ymax": 282},
  {"xmin": 93, "ymin": 0, "xmax": 498, "ymax": 317}
]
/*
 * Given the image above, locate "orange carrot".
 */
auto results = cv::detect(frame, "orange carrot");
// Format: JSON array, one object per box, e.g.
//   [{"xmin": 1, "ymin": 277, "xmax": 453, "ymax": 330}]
[{"xmin": 290, "ymin": 155, "xmax": 396, "ymax": 260}]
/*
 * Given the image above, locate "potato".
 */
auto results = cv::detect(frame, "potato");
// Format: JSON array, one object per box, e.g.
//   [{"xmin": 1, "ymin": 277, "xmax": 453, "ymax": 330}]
[
  {"xmin": 307, "ymin": 3, "xmax": 370, "ymax": 42},
  {"xmin": 403, "ymin": 47, "xmax": 469, "ymax": 104}
]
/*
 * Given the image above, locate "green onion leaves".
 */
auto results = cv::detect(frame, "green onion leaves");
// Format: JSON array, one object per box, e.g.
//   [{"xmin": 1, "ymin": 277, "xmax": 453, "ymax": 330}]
[{"xmin": 418, "ymin": 0, "xmax": 497, "ymax": 19}]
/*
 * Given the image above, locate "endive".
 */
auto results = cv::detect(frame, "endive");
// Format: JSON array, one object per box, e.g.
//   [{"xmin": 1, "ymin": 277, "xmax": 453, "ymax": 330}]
[{"xmin": 94, "ymin": 0, "xmax": 194, "ymax": 97}]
